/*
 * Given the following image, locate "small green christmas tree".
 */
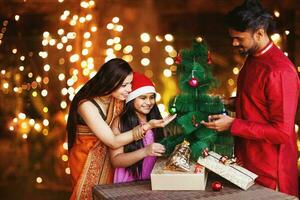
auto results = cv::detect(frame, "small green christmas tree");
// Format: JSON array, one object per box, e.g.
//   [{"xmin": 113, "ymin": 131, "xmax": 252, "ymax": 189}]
[{"xmin": 161, "ymin": 38, "xmax": 234, "ymax": 161}]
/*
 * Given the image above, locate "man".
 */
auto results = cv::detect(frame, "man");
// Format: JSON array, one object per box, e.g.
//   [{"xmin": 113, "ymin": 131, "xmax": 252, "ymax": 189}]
[{"xmin": 201, "ymin": 0, "xmax": 299, "ymax": 196}]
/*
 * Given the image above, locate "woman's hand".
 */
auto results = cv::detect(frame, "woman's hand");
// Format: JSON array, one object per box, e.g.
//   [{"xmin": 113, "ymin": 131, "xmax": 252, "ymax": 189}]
[
  {"xmin": 144, "ymin": 143, "xmax": 166, "ymax": 156},
  {"xmin": 144, "ymin": 114, "xmax": 177, "ymax": 130}
]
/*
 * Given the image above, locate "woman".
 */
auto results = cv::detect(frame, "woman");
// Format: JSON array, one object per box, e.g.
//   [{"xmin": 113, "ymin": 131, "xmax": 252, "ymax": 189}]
[
  {"xmin": 110, "ymin": 72, "xmax": 167, "ymax": 183},
  {"xmin": 67, "ymin": 59, "xmax": 175, "ymax": 200}
]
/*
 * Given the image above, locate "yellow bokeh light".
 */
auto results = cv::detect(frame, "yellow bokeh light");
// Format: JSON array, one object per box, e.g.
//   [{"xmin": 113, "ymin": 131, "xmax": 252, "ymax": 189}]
[
  {"xmin": 60, "ymin": 101, "xmax": 67, "ymax": 109},
  {"xmin": 165, "ymin": 57, "xmax": 174, "ymax": 65},
  {"xmin": 61, "ymin": 88, "xmax": 68, "ymax": 96},
  {"xmin": 29, "ymin": 119, "xmax": 35, "ymax": 126},
  {"xmin": 115, "ymin": 25, "xmax": 123, "ymax": 32},
  {"xmin": 79, "ymin": 17, "xmax": 86, "ymax": 23},
  {"xmin": 86, "ymin": 14, "xmax": 92, "ymax": 21},
  {"xmin": 123, "ymin": 45, "xmax": 133, "ymax": 54},
  {"xmin": 106, "ymin": 39, "xmax": 114, "ymax": 46},
  {"xmin": 61, "ymin": 36, "xmax": 68, "ymax": 43},
  {"xmin": 66, "ymin": 45, "xmax": 72, "ymax": 52},
  {"xmin": 43, "ymin": 107, "xmax": 48, "ymax": 113},
  {"xmin": 228, "ymin": 79, "xmax": 235, "ymax": 86},
  {"xmin": 82, "ymin": 49, "xmax": 89, "ymax": 56},
  {"xmin": 34, "ymin": 123, "xmax": 42, "ymax": 132},
  {"xmin": 67, "ymin": 32, "xmax": 76, "ymax": 39},
  {"xmin": 271, "ymin": 33, "xmax": 281, "ymax": 44},
  {"xmin": 58, "ymin": 73, "xmax": 65, "ymax": 81},
  {"xmin": 106, "ymin": 48, "xmax": 114, "ymax": 56},
  {"xmin": 63, "ymin": 142, "xmax": 68, "ymax": 150},
  {"xmin": 65, "ymin": 167, "xmax": 71, "ymax": 174},
  {"xmin": 106, "ymin": 23, "xmax": 114, "ymax": 30},
  {"xmin": 41, "ymin": 89, "xmax": 48, "ymax": 97},
  {"xmin": 114, "ymin": 44, "xmax": 122, "ymax": 51},
  {"xmin": 85, "ymin": 41, "xmax": 92, "ymax": 48},
  {"xmin": 155, "ymin": 35, "xmax": 163, "ymax": 42},
  {"xmin": 80, "ymin": 1, "xmax": 89, "ymax": 8},
  {"xmin": 144, "ymin": 69, "xmax": 153, "ymax": 78},
  {"xmin": 43, "ymin": 119, "xmax": 49, "ymax": 126},
  {"xmin": 62, "ymin": 154, "xmax": 68, "ymax": 162},
  {"xmin": 32, "ymin": 91, "xmax": 38, "ymax": 97},
  {"xmin": 122, "ymin": 55, "xmax": 133, "ymax": 63},
  {"xmin": 141, "ymin": 46, "xmax": 150, "ymax": 54},
  {"xmin": 233, "ymin": 67, "xmax": 239, "ymax": 75},
  {"xmin": 169, "ymin": 50, "xmax": 177, "ymax": 57},
  {"xmin": 42, "ymin": 129, "xmax": 48, "ymax": 136},
  {"xmin": 22, "ymin": 134, "xmax": 28, "ymax": 139},
  {"xmin": 57, "ymin": 29, "xmax": 64, "ymax": 35},
  {"xmin": 112, "ymin": 17, "xmax": 119, "ymax": 23},
  {"xmin": 36, "ymin": 177, "xmax": 43, "ymax": 184},
  {"xmin": 49, "ymin": 39, "xmax": 56, "ymax": 46},
  {"xmin": 69, "ymin": 20, "xmax": 76, "ymax": 26},
  {"xmin": 140, "ymin": 33, "xmax": 150, "ymax": 42},
  {"xmin": 83, "ymin": 32, "xmax": 91, "ymax": 39},
  {"xmin": 155, "ymin": 93, "xmax": 161, "ymax": 102},
  {"xmin": 12, "ymin": 48, "xmax": 17, "ymax": 54},
  {"xmin": 70, "ymin": 54, "xmax": 80, "ymax": 63},
  {"xmin": 113, "ymin": 37, "xmax": 121, "ymax": 43},
  {"xmin": 43, "ymin": 64, "xmax": 50, "ymax": 72},
  {"xmin": 15, "ymin": 15, "xmax": 20, "ymax": 21},
  {"xmin": 141, "ymin": 58, "xmax": 150, "ymax": 66},
  {"xmin": 57, "ymin": 43, "xmax": 64, "ymax": 49},
  {"xmin": 164, "ymin": 34, "xmax": 174, "ymax": 42},
  {"xmin": 163, "ymin": 69, "xmax": 172, "ymax": 77},
  {"xmin": 165, "ymin": 45, "xmax": 174, "ymax": 53},
  {"xmin": 91, "ymin": 26, "xmax": 97, "ymax": 32},
  {"xmin": 274, "ymin": 10, "xmax": 280, "ymax": 18}
]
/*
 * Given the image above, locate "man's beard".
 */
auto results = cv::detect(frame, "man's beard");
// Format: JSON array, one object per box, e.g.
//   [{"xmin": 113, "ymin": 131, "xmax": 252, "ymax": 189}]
[{"xmin": 238, "ymin": 43, "xmax": 259, "ymax": 57}]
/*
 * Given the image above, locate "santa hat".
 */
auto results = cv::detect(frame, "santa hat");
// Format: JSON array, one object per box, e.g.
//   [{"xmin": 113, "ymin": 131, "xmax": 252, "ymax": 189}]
[{"xmin": 126, "ymin": 72, "xmax": 156, "ymax": 103}]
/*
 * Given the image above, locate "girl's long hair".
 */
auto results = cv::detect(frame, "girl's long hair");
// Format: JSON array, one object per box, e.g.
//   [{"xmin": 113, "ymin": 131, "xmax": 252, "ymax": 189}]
[
  {"xmin": 67, "ymin": 58, "xmax": 132, "ymax": 150},
  {"xmin": 119, "ymin": 97, "xmax": 164, "ymax": 179}
]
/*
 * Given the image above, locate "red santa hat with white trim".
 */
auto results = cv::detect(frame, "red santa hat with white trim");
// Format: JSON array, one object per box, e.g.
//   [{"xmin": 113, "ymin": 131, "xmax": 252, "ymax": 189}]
[{"xmin": 126, "ymin": 72, "xmax": 156, "ymax": 103}]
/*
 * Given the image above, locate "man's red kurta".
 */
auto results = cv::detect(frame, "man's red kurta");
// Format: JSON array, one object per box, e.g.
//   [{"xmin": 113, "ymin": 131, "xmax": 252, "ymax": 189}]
[{"xmin": 231, "ymin": 42, "xmax": 299, "ymax": 196}]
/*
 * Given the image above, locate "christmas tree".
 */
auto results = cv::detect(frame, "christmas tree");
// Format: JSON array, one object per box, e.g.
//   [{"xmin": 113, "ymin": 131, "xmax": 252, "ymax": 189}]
[{"xmin": 161, "ymin": 38, "xmax": 234, "ymax": 161}]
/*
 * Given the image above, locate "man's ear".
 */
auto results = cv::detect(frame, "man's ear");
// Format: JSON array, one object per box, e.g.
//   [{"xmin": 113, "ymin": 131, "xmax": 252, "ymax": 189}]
[{"xmin": 254, "ymin": 28, "xmax": 266, "ymax": 41}]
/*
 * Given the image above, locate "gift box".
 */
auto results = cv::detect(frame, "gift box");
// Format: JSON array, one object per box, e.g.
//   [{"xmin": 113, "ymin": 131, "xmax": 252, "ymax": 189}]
[
  {"xmin": 151, "ymin": 159, "xmax": 207, "ymax": 190},
  {"xmin": 197, "ymin": 151, "xmax": 258, "ymax": 190}
]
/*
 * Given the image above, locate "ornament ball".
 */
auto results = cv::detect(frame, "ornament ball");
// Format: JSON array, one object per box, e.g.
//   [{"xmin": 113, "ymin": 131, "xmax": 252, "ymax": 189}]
[
  {"xmin": 169, "ymin": 106, "xmax": 177, "ymax": 115},
  {"xmin": 212, "ymin": 181, "xmax": 223, "ymax": 191},
  {"xmin": 188, "ymin": 77, "xmax": 199, "ymax": 87}
]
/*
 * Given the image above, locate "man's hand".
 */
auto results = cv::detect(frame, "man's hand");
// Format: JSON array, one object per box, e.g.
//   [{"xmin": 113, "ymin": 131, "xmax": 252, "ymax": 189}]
[{"xmin": 201, "ymin": 114, "xmax": 235, "ymax": 132}]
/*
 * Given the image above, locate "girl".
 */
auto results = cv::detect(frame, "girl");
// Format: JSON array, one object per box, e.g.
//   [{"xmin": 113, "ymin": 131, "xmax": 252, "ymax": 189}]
[
  {"xmin": 110, "ymin": 72, "xmax": 168, "ymax": 183},
  {"xmin": 67, "ymin": 59, "xmax": 175, "ymax": 200}
]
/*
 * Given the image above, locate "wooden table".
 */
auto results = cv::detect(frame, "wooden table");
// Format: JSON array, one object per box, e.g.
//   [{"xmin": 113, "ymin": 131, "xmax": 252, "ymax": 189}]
[{"xmin": 93, "ymin": 178, "xmax": 298, "ymax": 200}]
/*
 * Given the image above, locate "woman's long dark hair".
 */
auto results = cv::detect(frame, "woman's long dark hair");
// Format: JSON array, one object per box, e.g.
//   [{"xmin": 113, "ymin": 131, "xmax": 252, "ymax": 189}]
[
  {"xmin": 67, "ymin": 58, "xmax": 132, "ymax": 150},
  {"xmin": 119, "ymin": 97, "xmax": 164, "ymax": 179}
]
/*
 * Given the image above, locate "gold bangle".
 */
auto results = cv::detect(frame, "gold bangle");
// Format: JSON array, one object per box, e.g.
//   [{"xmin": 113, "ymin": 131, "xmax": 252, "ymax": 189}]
[{"xmin": 132, "ymin": 125, "xmax": 145, "ymax": 141}]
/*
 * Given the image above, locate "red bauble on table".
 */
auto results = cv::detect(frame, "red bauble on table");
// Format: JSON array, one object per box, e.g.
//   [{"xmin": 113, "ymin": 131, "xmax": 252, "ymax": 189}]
[
  {"xmin": 188, "ymin": 77, "xmax": 199, "ymax": 87},
  {"xmin": 211, "ymin": 181, "xmax": 223, "ymax": 191}
]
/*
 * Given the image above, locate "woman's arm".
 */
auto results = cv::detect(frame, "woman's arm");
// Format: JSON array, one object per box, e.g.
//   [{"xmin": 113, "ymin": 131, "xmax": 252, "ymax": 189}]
[
  {"xmin": 78, "ymin": 101, "xmax": 176, "ymax": 149},
  {"xmin": 109, "ymin": 118, "xmax": 165, "ymax": 168}
]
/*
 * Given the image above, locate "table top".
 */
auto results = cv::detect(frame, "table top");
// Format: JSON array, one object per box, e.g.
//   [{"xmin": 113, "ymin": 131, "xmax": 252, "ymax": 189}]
[{"xmin": 93, "ymin": 178, "xmax": 298, "ymax": 200}]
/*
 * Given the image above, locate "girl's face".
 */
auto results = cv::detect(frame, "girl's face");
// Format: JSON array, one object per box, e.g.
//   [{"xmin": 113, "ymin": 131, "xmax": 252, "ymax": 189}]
[
  {"xmin": 111, "ymin": 73, "xmax": 133, "ymax": 101},
  {"xmin": 133, "ymin": 93, "xmax": 156, "ymax": 115}
]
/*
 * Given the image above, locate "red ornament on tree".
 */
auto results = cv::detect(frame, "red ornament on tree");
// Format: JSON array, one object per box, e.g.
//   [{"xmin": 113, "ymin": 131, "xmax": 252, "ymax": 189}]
[
  {"xmin": 211, "ymin": 181, "xmax": 223, "ymax": 191},
  {"xmin": 188, "ymin": 77, "xmax": 199, "ymax": 87},
  {"xmin": 174, "ymin": 54, "xmax": 182, "ymax": 65},
  {"xmin": 207, "ymin": 50, "xmax": 212, "ymax": 64}
]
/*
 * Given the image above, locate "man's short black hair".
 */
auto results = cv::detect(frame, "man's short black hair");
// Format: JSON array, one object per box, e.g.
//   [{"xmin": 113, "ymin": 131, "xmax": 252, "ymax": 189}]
[{"xmin": 225, "ymin": 0, "xmax": 275, "ymax": 33}]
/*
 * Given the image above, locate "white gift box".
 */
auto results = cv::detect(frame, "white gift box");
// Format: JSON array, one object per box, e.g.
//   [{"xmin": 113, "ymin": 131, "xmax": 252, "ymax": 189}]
[
  {"xmin": 197, "ymin": 151, "xmax": 258, "ymax": 190},
  {"xmin": 151, "ymin": 159, "xmax": 207, "ymax": 190}
]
